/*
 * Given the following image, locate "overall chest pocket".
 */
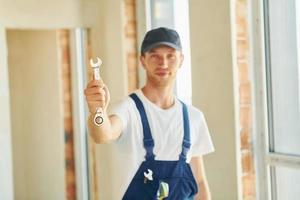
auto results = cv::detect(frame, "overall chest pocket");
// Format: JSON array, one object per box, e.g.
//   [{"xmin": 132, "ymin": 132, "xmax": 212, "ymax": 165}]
[{"xmin": 122, "ymin": 160, "xmax": 197, "ymax": 200}]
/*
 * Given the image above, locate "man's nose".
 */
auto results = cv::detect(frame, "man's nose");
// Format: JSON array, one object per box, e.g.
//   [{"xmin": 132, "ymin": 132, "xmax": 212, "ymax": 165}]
[{"xmin": 158, "ymin": 57, "xmax": 168, "ymax": 68}]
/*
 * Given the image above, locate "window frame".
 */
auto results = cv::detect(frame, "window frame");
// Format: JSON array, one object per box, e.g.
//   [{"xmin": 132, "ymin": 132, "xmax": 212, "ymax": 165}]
[
  {"xmin": 70, "ymin": 28, "xmax": 91, "ymax": 200},
  {"xmin": 250, "ymin": 0, "xmax": 300, "ymax": 200},
  {"xmin": 136, "ymin": 0, "xmax": 192, "ymax": 104}
]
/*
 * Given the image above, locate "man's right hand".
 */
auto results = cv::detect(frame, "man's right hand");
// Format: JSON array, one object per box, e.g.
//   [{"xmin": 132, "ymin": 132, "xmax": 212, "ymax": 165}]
[
  {"xmin": 84, "ymin": 79, "xmax": 122, "ymax": 143},
  {"xmin": 84, "ymin": 79, "xmax": 110, "ymax": 114}
]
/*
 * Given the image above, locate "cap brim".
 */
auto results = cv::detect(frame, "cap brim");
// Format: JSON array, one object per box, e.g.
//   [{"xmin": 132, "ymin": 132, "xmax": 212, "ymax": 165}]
[{"xmin": 142, "ymin": 42, "xmax": 182, "ymax": 54}]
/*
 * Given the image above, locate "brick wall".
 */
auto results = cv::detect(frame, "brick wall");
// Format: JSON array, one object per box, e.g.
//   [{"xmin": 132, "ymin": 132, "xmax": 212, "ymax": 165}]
[
  {"xmin": 56, "ymin": 1, "xmax": 139, "ymax": 199},
  {"xmin": 236, "ymin": 0, "xmax": 256, "ymax": 199},
  {"xmin": 57, "ymin": 30, "xmax": 77, "ymax": 200},
  {"xmin": 124, "ymin": 0, "xmax": 139, "ymax": 92}
]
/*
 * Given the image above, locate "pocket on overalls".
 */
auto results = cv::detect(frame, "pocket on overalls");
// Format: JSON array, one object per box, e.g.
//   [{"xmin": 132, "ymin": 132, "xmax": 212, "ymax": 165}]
[
  {"xmin": 154, "ymin": 177, "xmax": 196, "ymax": 200},
  {"xmin": 123, "ymin": 177, "xmax": 159, "ymax": 200}
]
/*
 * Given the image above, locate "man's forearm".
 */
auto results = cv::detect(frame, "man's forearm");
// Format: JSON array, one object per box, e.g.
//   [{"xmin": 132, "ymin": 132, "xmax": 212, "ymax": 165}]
[
  {"xmin": 87, "ymin": 113, "xmax": 114, "ymax": 143},
  {"xmin": 194, "ymin": 180, "xmax": 211, "ymax": 200}
]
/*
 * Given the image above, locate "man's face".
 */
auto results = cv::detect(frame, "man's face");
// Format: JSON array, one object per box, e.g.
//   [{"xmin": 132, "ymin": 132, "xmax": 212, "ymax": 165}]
[{"xmin": 140, "ymin": 45, "xmax": 183, "ymax": 87}]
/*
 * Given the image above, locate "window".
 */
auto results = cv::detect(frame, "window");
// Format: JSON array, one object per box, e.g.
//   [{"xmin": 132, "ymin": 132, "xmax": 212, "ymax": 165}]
[
  {"xmin": 146, "ymin": 0, "xmax": 192, "ymax": 104},
  {"xmin": 251, "ymin": 0, "xmax": 300, "ymax": 199}
]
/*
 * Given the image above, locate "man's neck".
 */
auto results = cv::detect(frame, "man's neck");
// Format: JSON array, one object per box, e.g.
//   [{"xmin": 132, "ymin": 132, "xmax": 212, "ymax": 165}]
[{"xmin": 141, "ymin": 84, "xmax": 175, "ymax": 109}]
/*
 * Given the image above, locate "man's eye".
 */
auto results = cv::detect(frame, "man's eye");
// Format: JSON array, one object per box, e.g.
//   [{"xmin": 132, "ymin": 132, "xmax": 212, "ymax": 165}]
[{"xmin": 168, "ymin": 54, "xmax": 176, "ymax": 59}]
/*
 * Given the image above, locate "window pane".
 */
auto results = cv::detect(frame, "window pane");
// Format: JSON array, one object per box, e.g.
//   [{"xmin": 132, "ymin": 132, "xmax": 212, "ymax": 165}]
[
  {"xmin": 273, "ymin": 166, "xmax": 300, "ymax": 200},
  {"xmin": 150, "ymin": 0, "xmax": 174, "ymax": 28},
  {"xmin": 268, "ymin": 0, "xmax": 300, "ymax": 155}
]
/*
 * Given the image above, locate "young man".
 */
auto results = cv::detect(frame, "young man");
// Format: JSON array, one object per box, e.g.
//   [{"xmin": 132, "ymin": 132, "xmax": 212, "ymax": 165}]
[{"xmin": 84, "ymin": 27, "xmax": 214, "ymax": 200}]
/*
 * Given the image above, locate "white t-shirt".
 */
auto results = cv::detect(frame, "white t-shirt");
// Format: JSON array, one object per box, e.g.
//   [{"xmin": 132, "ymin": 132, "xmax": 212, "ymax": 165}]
[{"xmin": 97, "ymin": 90, "xmax": 214, "ymax": 200}]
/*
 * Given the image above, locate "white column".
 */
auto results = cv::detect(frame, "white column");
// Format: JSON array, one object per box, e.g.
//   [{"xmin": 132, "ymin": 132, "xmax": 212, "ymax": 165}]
[
  {"xmin": 0, "ymin": 26, "xmax": 14, "ymax": 200},
  {"xmin": 189, "ymin": 0, "xmax": 242, "ymax": 199}
]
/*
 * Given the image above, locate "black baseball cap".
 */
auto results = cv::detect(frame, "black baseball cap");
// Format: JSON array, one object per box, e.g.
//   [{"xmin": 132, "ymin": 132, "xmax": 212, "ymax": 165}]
[{"xmin": 141, "ymin": 27, "xmax": 182, "ymax": 54}]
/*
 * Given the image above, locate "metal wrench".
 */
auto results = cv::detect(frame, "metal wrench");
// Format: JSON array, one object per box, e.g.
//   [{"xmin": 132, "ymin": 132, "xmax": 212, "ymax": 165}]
[
  {"xmin": 90, "ymin": 57, "xmax": 102, "ymax": 80},
  {"xmin": 90, "ymin": 57, "xmax": 104, "ymax": 126}
]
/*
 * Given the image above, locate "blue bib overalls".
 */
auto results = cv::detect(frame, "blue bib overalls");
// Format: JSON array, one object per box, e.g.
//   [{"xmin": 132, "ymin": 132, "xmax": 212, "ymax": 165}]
[{"xmin": 122, "ymin": 93, "xmax": 198, "ymax": 200}]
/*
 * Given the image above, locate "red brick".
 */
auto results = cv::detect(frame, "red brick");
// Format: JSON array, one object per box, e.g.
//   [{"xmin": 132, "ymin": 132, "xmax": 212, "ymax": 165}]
[
  {"xmin": 238, "ymin": 62, "xmax": 249, "ymax": 83},
  {"xmin": 125, "ymin": 21, "xmax": 137, "ymax": 38},
  {"xmin": 57, "ymin": 29, "xmax": 76, "ymax": 200},
  {"xmin": 125, "ymin": 4, "xmax": 136, "ymax": 21},
  {"xmin": 240, "ymin": 129, "xmax": 250, "ymax": 150},
  {"xmin": 242, "ymin": 151, "xmax": 254, "ymax": 173},
  {"xmin": 240, "ymin": 106, "xmax": 252, "ymax": 128},
  {"xmin": 125, "ymin": 0, "xmax": 135, "ymax": 5},
  {"xmin": 242, "ymin": 174, "xmax": 256, "ymax": 197},
  {"xmin": 124, "ymin": 0, "xmax": 138, "ymax": 92},
  {"xmin": 236, "ymin": 0, "xmax": 257, "ymax": 199},
  {"xmin": 240, "ymin": 82, "xmax": 252, "ymax": 105}
]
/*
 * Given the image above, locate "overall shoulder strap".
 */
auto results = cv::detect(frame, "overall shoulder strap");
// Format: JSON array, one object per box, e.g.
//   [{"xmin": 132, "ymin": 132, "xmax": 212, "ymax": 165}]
[
  {"xmin": 129, "ymin": 93, "xmax": 155, "ymax": 160},
  {"xmin": 179, "ymin": 101, "xmax": 191, "ymax": 161}
]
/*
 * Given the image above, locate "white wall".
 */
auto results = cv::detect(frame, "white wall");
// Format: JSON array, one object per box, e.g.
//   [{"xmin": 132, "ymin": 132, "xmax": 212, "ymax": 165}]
[
  {"xmin": 83, "ymin": 0, "xmax": 128, "ymax": 106},
  {"xmin": 0, "ymin": 0, "xmax": 128, "ymax": 199},
  {"xmin": 0, "ymin": 0, "xmax": 82, "ymax": 28},
  {"xmin": 0, "ymin": 0, "xmax": 128, "ymax": 104},
  {"xmin": 7, "ymin": 30, "xmax": 66, "ymax": 200},
  {"xmin": 189, "ymin": 0, "xmax": 241, "ymax": 199},
  {"xmin": 0, "ymin": 26, "xmax": 14, "ymax": 200}
]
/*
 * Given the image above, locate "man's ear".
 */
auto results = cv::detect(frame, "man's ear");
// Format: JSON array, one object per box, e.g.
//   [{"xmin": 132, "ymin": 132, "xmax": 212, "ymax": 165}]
[{"xmin": 140, "ymin": 55, "xmax": 146, "ymax": 69}]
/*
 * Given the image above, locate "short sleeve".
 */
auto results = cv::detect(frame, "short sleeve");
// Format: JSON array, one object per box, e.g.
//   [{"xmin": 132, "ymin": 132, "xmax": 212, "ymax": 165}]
[
  {"xmin": 110, "ymin": 98, "xmax": 130, "ymax": 132},
  {"xmin": 189, "ymin": 110, "xmax": 215, "ymax": 159}
]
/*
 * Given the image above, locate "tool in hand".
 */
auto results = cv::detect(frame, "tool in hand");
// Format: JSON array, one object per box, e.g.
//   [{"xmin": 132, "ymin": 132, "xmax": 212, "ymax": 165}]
[{"xmin": 90, "ymin": 57, "xmax": 104, "ymax": 126}]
